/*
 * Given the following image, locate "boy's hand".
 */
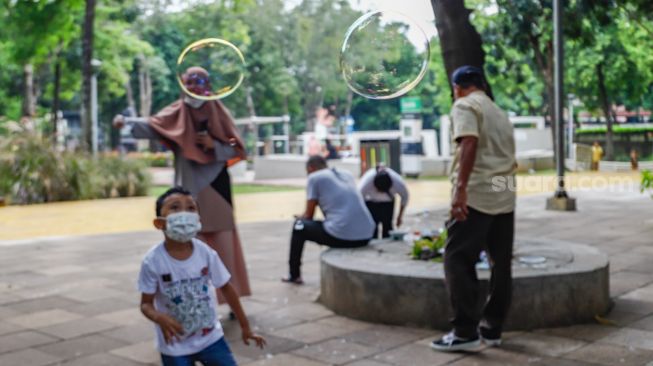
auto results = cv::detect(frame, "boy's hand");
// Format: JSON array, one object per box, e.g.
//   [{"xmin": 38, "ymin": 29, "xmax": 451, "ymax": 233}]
[
  {"xmin": 155, "ymin": 313, "xmax": 184, "ymax": 344},
  {"xmin": 242, "ymin": 327, "xmax": 266, "ymax": 349}
]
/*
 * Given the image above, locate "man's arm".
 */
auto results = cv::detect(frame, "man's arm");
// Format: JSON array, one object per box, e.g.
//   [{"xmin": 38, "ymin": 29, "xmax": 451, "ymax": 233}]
[
  {"xmin": 113, "ymin": 115, "xmax": 159, "ymax": 139},
  {"xmin": 388, "ymin": 170, "xmax": 409, "ymax": 227},
  {"xmin": 451, "ymin": 136, "xmax": 478, "ymax": 221},
  {"xmin": 297, "ymin": 199, "xmax": 318, "ymax": 220}
]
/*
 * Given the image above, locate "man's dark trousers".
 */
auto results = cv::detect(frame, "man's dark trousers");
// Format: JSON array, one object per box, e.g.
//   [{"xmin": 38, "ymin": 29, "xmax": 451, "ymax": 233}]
[
  {"xmin": 289, "ymin": 219, "xmax": 369, "ymax": 279},
  {"xmin": 444, "ymin": 207, "xmax": 514, "ymax": 338},
  {"xmin": 365, "ymin": 201, "xmax": 394, "ymax": 238}
]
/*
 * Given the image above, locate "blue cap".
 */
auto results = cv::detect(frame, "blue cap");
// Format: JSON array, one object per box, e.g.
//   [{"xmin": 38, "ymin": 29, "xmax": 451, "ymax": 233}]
[{"xmin": 451, "ymin": 66, "xmax": 484, "ymax": 85}]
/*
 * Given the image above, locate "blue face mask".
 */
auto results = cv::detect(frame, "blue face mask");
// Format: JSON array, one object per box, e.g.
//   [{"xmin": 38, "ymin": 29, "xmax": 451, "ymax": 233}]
[{"xmin": 162, "ymin": 212, "xmax": 202, "ymax": 242}]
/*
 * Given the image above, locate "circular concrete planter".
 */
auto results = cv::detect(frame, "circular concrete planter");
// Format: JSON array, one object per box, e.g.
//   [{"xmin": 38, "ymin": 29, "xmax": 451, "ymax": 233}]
[{"xmin": 319, "ymin": 238, "xmax": 610, "ymax": 330}]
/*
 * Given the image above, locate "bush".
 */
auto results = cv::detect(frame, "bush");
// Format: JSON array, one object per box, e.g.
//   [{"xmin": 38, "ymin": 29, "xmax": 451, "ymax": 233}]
[
  {"xmin": 0, "ymin": 126, "xmax": 151, "ymax": 204},
  {"xmin": 125, "ymin": 151, "xmax": 173, "ymax": 167},
  {"xmin": 642, "ymin": 170, "xmax": 653, "ymax": 198}
]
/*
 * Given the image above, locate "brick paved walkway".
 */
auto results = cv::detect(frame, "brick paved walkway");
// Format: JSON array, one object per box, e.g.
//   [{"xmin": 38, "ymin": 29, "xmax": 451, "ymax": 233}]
[{"xmin": 1, "ymin": 188, "xmax": 652, "ymax": 365}]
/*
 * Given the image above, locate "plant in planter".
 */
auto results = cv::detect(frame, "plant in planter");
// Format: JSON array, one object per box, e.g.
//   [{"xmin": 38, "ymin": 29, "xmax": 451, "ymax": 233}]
[
  {"xmin": 642, "ymin": 170, "xmax": 653, "ymax": 198},
  {"xmin": 411, "ymin": 229, "xmax": 447, "ymax": 262}
]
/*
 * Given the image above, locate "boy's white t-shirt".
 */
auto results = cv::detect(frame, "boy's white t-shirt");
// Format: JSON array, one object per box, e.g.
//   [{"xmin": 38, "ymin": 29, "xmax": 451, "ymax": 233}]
[{"xmin": 137, "ymin": 238, "xmax": 231, "ymax": 356}]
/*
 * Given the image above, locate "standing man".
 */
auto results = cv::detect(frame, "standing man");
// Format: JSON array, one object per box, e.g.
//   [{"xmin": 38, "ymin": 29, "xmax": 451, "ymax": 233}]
[
  {"xmin": 358, "ymin": 165, "xmax": 409, "ymax": 238},
  {"xmin": 283, "ymin": 155, "xmax": 375, "ymax": 284},
  {"xmin": 431, "ymin": 66, "xmax": 516, "ymax": 352}
]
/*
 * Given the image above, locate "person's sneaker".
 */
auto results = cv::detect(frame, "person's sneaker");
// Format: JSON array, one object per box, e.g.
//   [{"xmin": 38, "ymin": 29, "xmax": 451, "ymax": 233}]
[
  {"xmin": 430, "ymin": 331, "xmax": 481, "ymax": 352},
  {"xmin": 479, "ymin": 327, "xmax": 502, "ymax": 346},
  {"xmin": 281, "ymin": 276, "xmax": 304, "ymax": 285}
]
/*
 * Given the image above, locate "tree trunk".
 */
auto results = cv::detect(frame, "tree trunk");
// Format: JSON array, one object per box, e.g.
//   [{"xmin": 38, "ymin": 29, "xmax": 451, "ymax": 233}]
[
  {"xmin": 125, "ymin": 79, "xmax": 136, "ymax": 116},
  {"xmin": 52, "ymin": 61, "xmax": 61, "ymax": 140},
  {"xmin": 81, "ymin": 0, "xmax": 96, "ymax": 152},
  {"xmin": 138, "ymin": 57, "xmax": 152, "ymax": 117},
  {"xmin": 246, "ymin": 86, "xmax": 256, "ymax": 117},
  {"xmin": 344, "ymin": 89, "xmax": 353, "ymax": 118},
  {"xmin": 430, "ymin": 0, "xmax": 494, "ymax": 99},
  {"xmin": 597, "ymin": 62, "xmax": 614, "ymax": 160},
  {"xmin": 22, "ymin": 64, "xmax": 36, "ymax": 119}
]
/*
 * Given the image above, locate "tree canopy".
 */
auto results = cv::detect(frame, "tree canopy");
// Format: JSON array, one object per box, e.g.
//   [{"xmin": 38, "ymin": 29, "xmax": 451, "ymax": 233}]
[{"xmin": 0, "ymin": 0, "xmax": 652, "ymax": 154}]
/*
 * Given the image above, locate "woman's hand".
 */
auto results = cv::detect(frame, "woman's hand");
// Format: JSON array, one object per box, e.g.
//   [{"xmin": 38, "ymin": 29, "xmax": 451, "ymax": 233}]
[
  {"xmin": 112, "ymin": 115, "xmax": 125, "ymax": 129},
  {"xmin": 196, "ymin": 132, "xmax": 214, "ymax": 151},
  {"xmin": 241, "ymin": 327, "xmax": 266, "ymax": 349}
]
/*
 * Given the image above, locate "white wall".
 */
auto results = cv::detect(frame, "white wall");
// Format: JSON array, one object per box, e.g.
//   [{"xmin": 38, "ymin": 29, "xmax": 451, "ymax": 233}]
[{"xmin": 439, "ymin": 115, "xmax": 553, "ymax": 156}]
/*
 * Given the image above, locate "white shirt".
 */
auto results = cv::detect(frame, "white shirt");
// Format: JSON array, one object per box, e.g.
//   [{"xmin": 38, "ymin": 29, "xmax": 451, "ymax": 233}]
[
  {"xmin": 137, "ymin": 238, "xmax": 231, "ymax": 356},
  {"xmin": 358, "ymin": 168, "xmax": 409, "ymax": 207}
]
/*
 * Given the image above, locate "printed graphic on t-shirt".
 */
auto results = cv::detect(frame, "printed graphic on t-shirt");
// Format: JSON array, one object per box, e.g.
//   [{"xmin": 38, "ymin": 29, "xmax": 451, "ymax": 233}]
[{"xmin": 161, "ymin": 267, "xmax": 215, "ymax": 338}]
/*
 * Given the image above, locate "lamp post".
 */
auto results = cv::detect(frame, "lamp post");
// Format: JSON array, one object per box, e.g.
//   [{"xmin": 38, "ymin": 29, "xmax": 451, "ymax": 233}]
[
  {"xmin": 282, "ymin": 114, "xmax": 291, "ymax": 154},
  {"xmin": 91, "ymin": 58, "xmax": 102, "ymax": 156},
  {"xmin": 546, "ymin": 0, "xmax": 576, "ymax": 211},
  {"xmin": 568, "ymin": 94, "xmax": 575, "ymax": 160}
]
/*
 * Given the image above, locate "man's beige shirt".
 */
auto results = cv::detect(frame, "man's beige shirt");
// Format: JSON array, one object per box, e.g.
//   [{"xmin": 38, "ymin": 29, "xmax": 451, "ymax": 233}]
[{"xmin": 449, "ymin": 90, "xmax": 517, "ymax": 215}]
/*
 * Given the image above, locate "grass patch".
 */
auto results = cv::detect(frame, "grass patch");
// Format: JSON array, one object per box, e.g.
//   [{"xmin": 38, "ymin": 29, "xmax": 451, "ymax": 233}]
[
  {"xmin": 149, "ymin": 184, "xmax": 301, "ymax": 197},
  {"xmin": 415, "ymin": 175, "xmax": 449, "ymax": 181},
  {"xmin": 576, "ymin": 125, "xmax": 653, "ymax": 134},
  {"xmin": 417, "ymin": 169, "xmax": 558, "ymax": 181}
]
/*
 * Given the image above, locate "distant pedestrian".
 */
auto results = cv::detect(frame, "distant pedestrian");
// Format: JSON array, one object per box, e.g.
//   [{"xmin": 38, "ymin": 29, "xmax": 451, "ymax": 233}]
[
  {"xmin": 324, "ymin": 139, "xmax": 340, "ymax": 160},
  {"xmin": 630, "ymin": 149, "xmax": 639, "ymax": 171},
  {"xmin": 591, "ymin": 141, "xmax": 603, "ymax": 171}
]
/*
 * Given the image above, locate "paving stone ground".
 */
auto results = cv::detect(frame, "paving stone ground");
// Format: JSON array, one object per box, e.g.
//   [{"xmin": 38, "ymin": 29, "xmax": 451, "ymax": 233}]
[{"xmin": 1, "ymin": 188, "xmax": 653, "ymax": 365}]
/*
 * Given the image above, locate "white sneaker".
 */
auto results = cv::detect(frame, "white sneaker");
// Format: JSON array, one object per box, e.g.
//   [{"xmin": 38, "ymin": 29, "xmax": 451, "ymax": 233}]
[
  {"xmin": 479, "ymin": 327, "xmax": 502, "ymax": 346},
  {"xmin": 480, "ymin": 335, "xmax": 502, "ymax": 346},
  {"xmin": 430, "ymin": 331, "xmax": 481, "ymax": 352}
]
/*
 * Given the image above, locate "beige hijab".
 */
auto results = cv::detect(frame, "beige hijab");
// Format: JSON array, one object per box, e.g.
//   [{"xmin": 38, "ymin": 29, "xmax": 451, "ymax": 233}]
[{"xmin": 149, "ymin": 67, "xmax": 247, "ymax": 166}]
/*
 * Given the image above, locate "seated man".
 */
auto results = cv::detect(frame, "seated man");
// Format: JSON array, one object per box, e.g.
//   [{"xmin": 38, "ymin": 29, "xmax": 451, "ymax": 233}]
[
  {"xmin": 358, "ymin": 165, "xmax": 409, "ymax": 238},
  {"xmin": 283, "ymin": 156, "xmax": 375, "ymax": 284}
]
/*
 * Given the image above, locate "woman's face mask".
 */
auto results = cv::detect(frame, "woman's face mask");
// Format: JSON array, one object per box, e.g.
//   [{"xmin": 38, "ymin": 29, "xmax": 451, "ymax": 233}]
[
  {"xmin": 161, "ymin": 211, "xmax": 202, "ymax": 242},
  {"xmin": 183, "ymin": 96, "xmax": 206, "ymax": 109}
]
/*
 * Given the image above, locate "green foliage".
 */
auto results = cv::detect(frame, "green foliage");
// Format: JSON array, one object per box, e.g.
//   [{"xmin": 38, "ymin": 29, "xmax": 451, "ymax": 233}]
[
  {"xmin": 0, "ymin": 126, "xmax": 150, "ymax": 204},
  {"xmin": 411, "ymin": 229, "xmax": 447, "ymax": 261},
  {"xmin": 576, "ymin": 126, "xmax": 653, "ymax": 134},
  {"xmin": 2, "ymin": 0, "xmax": 653, "ymax": 146},
  {"xmin": 3, "ymin": 0, "xmax": 84, "ymax": 65},
  {"xmin": 126, "ymin": 151, "xmax": 173, "ymax": 167},
  {"xmin": 642, "ymin": 170, "xmax": 653, "ymax": 198},
  {"xmin": 150, "ymin": 183, "xmax": 300, "ymax": 198},
  {"xmin": 467, "ymin": 0, "xmax": 546, "ymax": 116}
]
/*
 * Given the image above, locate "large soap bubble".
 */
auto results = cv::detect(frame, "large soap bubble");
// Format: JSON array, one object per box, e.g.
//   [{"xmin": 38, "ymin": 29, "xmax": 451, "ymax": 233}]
[
  {"xmin": 340, "ymin": 10, "xmax": 430, "ymax": 100},
  {"xmin": 176, "ymin": 38, "xmax": 246, "ymax": 100}
]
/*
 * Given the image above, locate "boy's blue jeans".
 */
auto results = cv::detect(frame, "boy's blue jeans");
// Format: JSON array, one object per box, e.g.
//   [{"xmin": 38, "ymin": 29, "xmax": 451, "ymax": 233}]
[{"xmin": 161, "ymin": 337, "xmax": 237, "ymax": 366}]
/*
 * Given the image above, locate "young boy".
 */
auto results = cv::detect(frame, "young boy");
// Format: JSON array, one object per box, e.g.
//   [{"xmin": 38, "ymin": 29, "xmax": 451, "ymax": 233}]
[{"xmin": 138, "ymin": 187, "xmax": 265, "ymax": 366}]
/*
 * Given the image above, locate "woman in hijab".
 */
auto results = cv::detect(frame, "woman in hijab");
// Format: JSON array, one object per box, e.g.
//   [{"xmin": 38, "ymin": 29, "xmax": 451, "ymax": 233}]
[{"xmin": 114, "ymin": 67, "xmax": 252, "ymax": 309}]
